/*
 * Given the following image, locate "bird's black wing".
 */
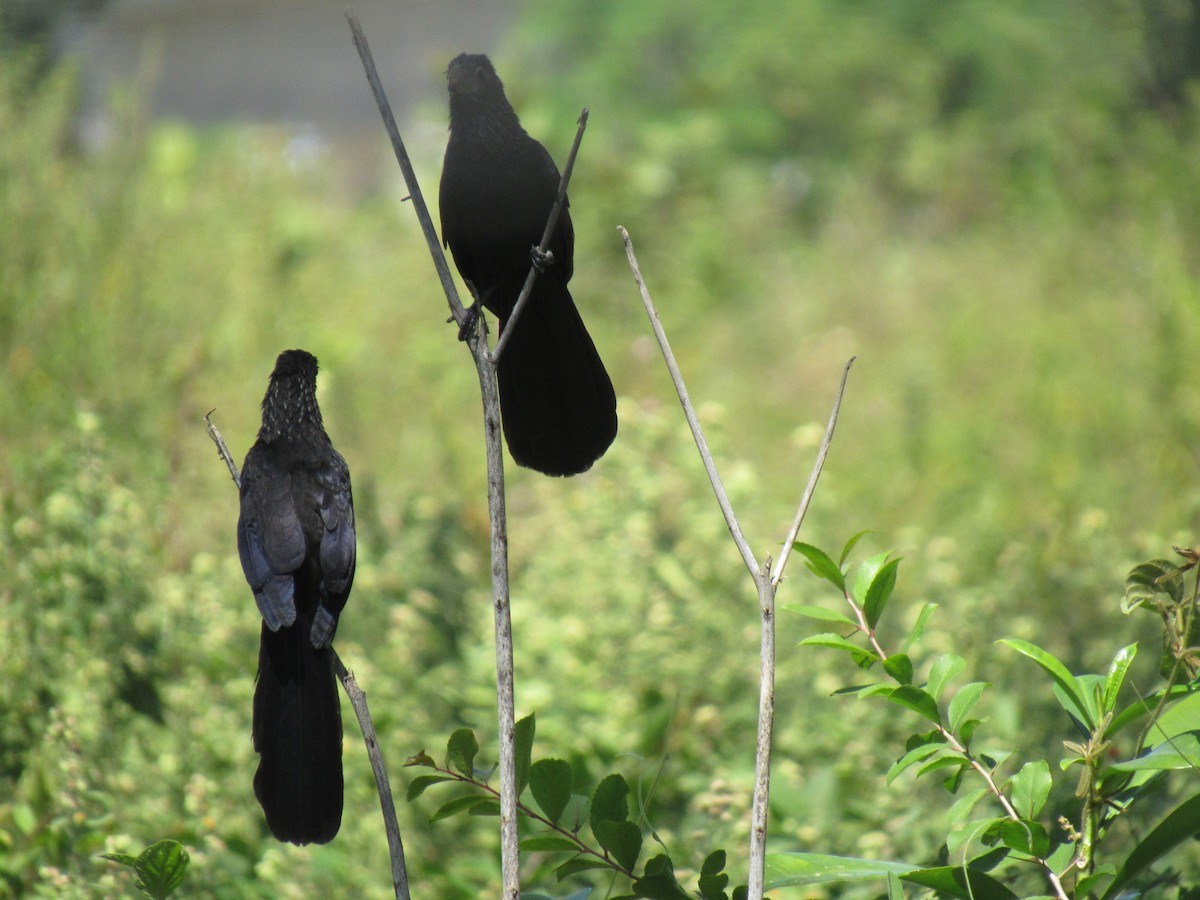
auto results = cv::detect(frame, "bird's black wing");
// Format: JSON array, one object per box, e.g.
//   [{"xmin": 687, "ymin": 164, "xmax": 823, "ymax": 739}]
[
  {"xmin": 309, "ymin": 449, "xmax": 355, "ymax": 648},
  {"xmin": 237, "ymin": 446, "xmax": 305, "ymax": 631}
]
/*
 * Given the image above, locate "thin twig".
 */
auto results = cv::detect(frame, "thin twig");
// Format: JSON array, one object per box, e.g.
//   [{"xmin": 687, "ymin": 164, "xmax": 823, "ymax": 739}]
[
  {"xmin": 491, "ymin": 108, "xmax": 589, "ymax": 363},
  {"xmin": 747, "ymin": 564, "xmax": 775, "ymax": 899},
  {"xmin": 620, "ymin": 226, "xmax": 853, "ymax": 900},
  {"xmin": 335, "ymin": 656, "xmax": 412, "ymax": 900},
  {"xmin": 345, "ymin": 11, "xmax": 467, "ymax": 328},
  {"xmin": 769, "ymin": 357, "xmax": 855, "ymax": 587},
  {"xmin": 204, "ymin": 411, "xmax": 240, "ymax": 486},
  {"xmin": 345, "ymin": 15, "xmax": 521, "ymax": 895},
  {"xmin": 205, "ymin": 414, "xmax": 409, "ymax": 899},
  {"xmin": 617, "ymin": 225, "xmax": 760, "ymax": 580}
]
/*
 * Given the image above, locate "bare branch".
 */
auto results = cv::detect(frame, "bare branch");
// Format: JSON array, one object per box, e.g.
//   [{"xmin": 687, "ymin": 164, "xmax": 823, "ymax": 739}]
[
  {"xmin": 492, "ymin": 108, "xmax": 589, "ymax": 363},
  {"xmin": 747, "ymin": 566, "xmax": 775, "ymax": 899},
  {"xmin": 345, "ymin": 11, "xmax": 467, "ymax": 328},
  {"xmin": 346, "ymin": 16, "xmax": 521, "ymax": 895},
  {"xmin": 204, "ymin": 410, "xmax": 241, "ymax": 485},
  {"xmin": 334, "ymin": 655, "xmax": 411, "ymax": 900},
  {"xmin": 618, "ymin": 225, "xmax": 760, "ymax": 579},
  {"xmin": 769, "ymin": 357, "xmax": 855, "ymax": 587}
]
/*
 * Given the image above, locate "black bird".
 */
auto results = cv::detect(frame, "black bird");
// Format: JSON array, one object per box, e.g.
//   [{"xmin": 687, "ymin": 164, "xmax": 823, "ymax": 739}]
[
  {"xmin": 236, "ymin": 349, "xmax": 355, "ymax": 845},
  {"xmin": 439, "ymin": 52, "xmax": 618, "ymax": 477}
]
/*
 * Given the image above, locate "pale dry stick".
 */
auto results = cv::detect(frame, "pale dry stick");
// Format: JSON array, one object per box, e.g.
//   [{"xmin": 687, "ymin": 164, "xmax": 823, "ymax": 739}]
[
  {"xmin": 345, "ymin": 13, "xmax": 467, "ymax": 327},
  {"xmin": 345, "ymin": 14, "xmax": 521, "ymax": 895},
  {"xmin": 491, "ymin": 107, "xmax": 589, "ymax": 363},
  {"xmin": 615, "ymin": 229, "xmax": 759, "ymax": 579},
  {"xmin": 333, "ymin": 657, "xmax": 411, "ymax": 900},
  {"xmin": 769, "ymin": 357, "xmax": 855, "ymax": 589},
  {"xmin": 203, "ymin": 412, "xmax": 410, "ymax": 900},
  {"xmin": 618, "ymin": 227, "xmax": 850, "ymax": 900}
]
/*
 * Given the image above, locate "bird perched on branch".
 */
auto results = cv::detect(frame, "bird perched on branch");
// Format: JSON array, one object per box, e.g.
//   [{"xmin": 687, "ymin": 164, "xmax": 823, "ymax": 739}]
[
  {"xmin": 236, "ymin": 349, "xmax": 355, "ymax": 844},
  {"xmin": 439, "ymin": 52, "xmax": 617, "ymax": 477}
]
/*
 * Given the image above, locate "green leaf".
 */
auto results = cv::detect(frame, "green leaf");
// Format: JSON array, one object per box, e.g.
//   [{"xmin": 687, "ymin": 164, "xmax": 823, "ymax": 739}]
[
  {"xmin": 1146, "ymin": 688, "xmax": 1200, "ymax": 744},
  {"xmin": 555, "ymin": 857, "xmax": 612, "ymax": 880},
  {"xmin": 697, "ymin": 849, "xmax": 729, "ymax": 899},
  {"xmin": 100, "ymin": 852, "xmax": 139, "ymax": 868},
  {"xmin": 887, "ymin": 685, "xmax": 941, "ymax": 724},
  {"xmin": 404, "ymin": 749, "xmax": 437, "ymax": 768},
  {"xmin": 917, "ymin": 755, "xmax": 967, "ymax": 781},
  {"xmin": 947, "ymin": 816, "xmax": 1005, "ymax": 858},
  {"xmin": 11, "ymin": 804, "xmax": 36, "ymax": 835},
  {"xmin": 595, "ymin": 819, "xmax": 642, "ymax": 872},
  {"xmin": 999, "ymin": 639, "xmax": 1094, "ymax": 729},
  {"xmin": 632, "ymin": 854, "xmax": 692, "ymax": 899},
  {"xmin": 430, "ymin": 792, "xmax": 492, "ymax": 823},
  {"xmin": 780, "ymin": 603, "xmax": 856, "ymax": 626},
  {"xmin": 887, "ymin": 742, "xmax": 953, "ymax": 784},
  {"xmin": 1110, "ymin": 733, "xmax": 1200, "ymax": 771},
  {"xmin": 998, "ymin": 819, "xmax": 1049, "ymax": 858},
  {"xmin": 765, "ymin": 852, "xmax": 916, "ymax": 887},
  {"xmin": 589, "ymin": 773, "xmax": 630, "ymax": 833},
  {"xmin": 902, "ymin": 865, "xmax": 1019, "ymax": 899},
  {"xmin": 447, "ymin": 728, "xmax": 479, "ymax": 777},
  {"xmin": 902, "ymin": 601, "xmax": 939, "ymax": 652},
  {"xmin": 1123, "ymin": 559, "xmax": 1184, "ymax": 611},
  {"xmin": 1008, "ymin": 761, "xmax": 1052, "ymax": 819},
  {"xmin": 792, "ymin": 542, "xmax": 846, "ymax": 590},
  {"xmin": 129, "ymin": 840, "xmax": 190, "ymax": 900},
  {"xmin": 883, "ymin": 653, "xmax": 914, "ymax": 685},
  {"xmin": 406, "ymin": 773, "xmax": 455, "ymax": 801},
  {"xmin": 530, "ymin": 758, "xmax": 573, "ymax": 824},
  {"xmin": 948, "ymin": 682, "xmax": 989, "ymax": 734},
  {"xmin": 839, "ymin": 530, "xmax": 873, "ymax": 566},
  {"xmin": 863, "ymin": 557, "xmax": 902, "ymax": 629},
  {"xmin": 1101, "ymin": 644, "xmax": 1137, "ymax": 715},
  {"xmin": 469, "ymin": 798, "xmax": 501, "ymax": 816},
  {"xmin": 946, "ymin": 788, "xmax": 990, "ymax": 826},
  {"xmin": 515, "ymin": 713, "xmax": 536, "ymax": 794},
  {"xmin": 519, "ymin": 835, "xmax": 581, "ymax": 853},
  {"xmin": 1110, "ymin": 684, "xmax": 1200, "ymax": 736},
  {"xmin": 927, "ymin": 654, "xmax": 966, "ymax": 699},
  {"xmin": 798, "ymin": 633, "xmax": 878, "ymax": 668},
  {"xmin": 851, "ymin": 552, "xmax": 889, "ymax": 605}
]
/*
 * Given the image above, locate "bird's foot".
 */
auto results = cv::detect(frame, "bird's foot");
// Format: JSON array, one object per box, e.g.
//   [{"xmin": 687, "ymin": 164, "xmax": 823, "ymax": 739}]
[
  {"xmin": 530, "ymin": 245, "xmax": 555, "ymax": 272},
  {"xmin": 456, "ymin": 302, "xmax": 481, "ymax": 342}
]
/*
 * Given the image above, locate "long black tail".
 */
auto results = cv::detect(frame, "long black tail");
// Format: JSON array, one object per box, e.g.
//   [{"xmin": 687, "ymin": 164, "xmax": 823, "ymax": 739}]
[
  {"xmin": 252, "ymin": 622, "xmax": 343, "ymax": 845},
  {"xmin": 495, "ymin": 272, "xmax": 617, "ymax": 476}
]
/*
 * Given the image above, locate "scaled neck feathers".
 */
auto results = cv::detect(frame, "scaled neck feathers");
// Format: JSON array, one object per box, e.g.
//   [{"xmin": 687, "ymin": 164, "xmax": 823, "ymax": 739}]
[{"xmin": 257, "ymin": 350, "xmax": 327, "ymax": 444}]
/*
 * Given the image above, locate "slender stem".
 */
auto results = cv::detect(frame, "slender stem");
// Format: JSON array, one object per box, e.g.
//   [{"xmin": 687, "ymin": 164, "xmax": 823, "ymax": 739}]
[
  {"xmin": 618, "ymin": 226, "xmax": 760, "ymax": 580},
  {"xmin": 204, "ymin": 411, "xmax": 241, "ymax": 486},
  {"xmin": 747, "ymin": 565, "xmax": 775, "ymax": 898},
  {"xmin": 492, "ymin": 109, "xmax": 589, "ymax": 363},
  {"xmin": 345, "ymin": 12, "xmax": 467, "ymax": 327},
  {"xmin": 345, "ymin": 16, "xmax": 520, "ymax": 894},
  {"xmin": 470, "ymin": 317, "xmax": 521, "ymax": 898},
  {"xmin": 335, "ymin": 655, "xmax": 411, "ymax": 900},
  {"xmin": 769, "ymin": 358, "xmax": 855, "ymax": 587},
  {"xmin": 205, "ymin": 415, "xmax": 409, "ymax": 898}
]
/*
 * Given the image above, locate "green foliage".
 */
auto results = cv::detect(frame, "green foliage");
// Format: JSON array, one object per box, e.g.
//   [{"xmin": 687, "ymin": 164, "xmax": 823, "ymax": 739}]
[
  {"xmin": 778, "ymin": 536, "xmax": 1200, "ymax": 897},
  {"xmin": 100, "ymin": 840, "xmax": 189, "ymax": 899},
  {"xmin": 406, "ymin": 714, "xmax": 745, "ymax": 898}
]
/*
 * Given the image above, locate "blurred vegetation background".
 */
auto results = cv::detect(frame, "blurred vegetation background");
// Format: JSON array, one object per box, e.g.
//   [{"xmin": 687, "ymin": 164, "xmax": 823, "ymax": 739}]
[{"xmin": 2, "ymin": 0, "xmax": 1200, "ymax": 896}]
